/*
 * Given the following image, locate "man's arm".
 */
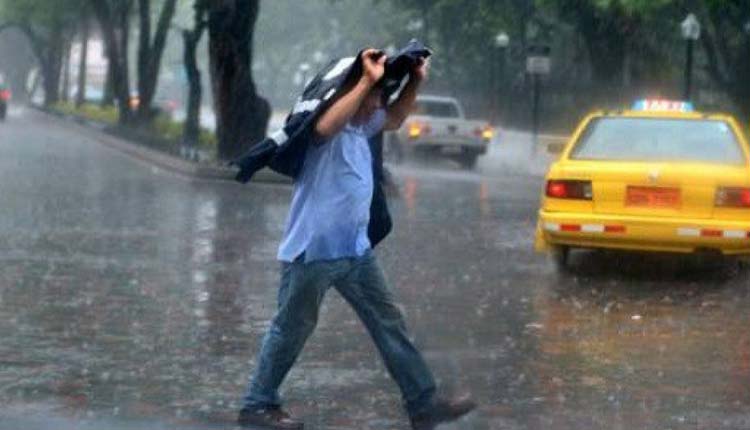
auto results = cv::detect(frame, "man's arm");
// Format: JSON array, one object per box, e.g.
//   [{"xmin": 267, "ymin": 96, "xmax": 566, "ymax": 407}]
[
  {"xmin": 315, "ymin": 49, "xmax": 385, "ymax": 139},
  {"xmin": 384, "ymin": 59, "xmax": 428, "ymax": 131}
]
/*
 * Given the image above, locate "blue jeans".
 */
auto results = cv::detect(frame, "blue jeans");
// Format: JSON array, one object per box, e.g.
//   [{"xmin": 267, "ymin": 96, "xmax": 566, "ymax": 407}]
[{"xmin": 242, "ymin": 253, "xmax": 436, "ymax": 417}]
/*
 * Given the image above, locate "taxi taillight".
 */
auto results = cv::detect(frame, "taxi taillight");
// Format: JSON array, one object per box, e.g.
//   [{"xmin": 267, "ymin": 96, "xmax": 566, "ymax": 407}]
[
  {"xmin": 0, "ymin": 89, "xmax": 10, "ymax": 101},
  {"xmin": 546, "ymin": 180, "xmax": 593, "ymax": 200},
  {"xmin": 715, "ymin": 187, "xmax": 750, "ymax": 208}
]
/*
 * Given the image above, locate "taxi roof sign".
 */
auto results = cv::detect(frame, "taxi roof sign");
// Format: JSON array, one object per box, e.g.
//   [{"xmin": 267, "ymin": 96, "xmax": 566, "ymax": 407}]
[{"xmin": 632, "ymin": 99, "xmax": 694, "ymax": 112}]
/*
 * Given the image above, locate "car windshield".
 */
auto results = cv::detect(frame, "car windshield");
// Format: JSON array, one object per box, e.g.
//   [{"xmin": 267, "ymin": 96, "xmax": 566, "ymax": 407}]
[
  {"xmin": 570, "ymin": 117, "xmax": 747, "ymax": 165},
  {"xmin": 415, "ymin": 100, "xmax": 460, "ymax": 118}
]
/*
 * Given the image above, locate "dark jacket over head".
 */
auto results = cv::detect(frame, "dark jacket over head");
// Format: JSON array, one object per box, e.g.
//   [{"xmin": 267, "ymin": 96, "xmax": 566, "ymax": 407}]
[{"xmin": 232, "ymin": 40, "xmax": 431, "ymax": 247}]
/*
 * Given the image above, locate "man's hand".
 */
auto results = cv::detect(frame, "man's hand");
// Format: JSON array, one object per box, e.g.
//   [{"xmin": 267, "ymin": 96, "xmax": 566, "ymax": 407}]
[
  {"xmin": 383, "ymin": 57, "xmax": 429, "ymax": 131},
  {"xmin": 412, "ymin": 57, "xmax": 429, "ymax": 82},
  {"xmin": 361, "ymin": 48, "xmax": 386, "ymax": 85},
  {"xmin": 315, "ymin": 49, "xmax": 384, "ymax": 139}
]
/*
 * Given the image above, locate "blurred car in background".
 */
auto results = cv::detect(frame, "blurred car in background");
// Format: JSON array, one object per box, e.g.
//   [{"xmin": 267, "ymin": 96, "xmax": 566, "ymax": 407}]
[
  {"xmin": 536, "ymin": 99, "xmax": 750, "ymax": 270},
  {"xmin": 384, "ymin": 95, "xmax": 494, "ymax": 169}
]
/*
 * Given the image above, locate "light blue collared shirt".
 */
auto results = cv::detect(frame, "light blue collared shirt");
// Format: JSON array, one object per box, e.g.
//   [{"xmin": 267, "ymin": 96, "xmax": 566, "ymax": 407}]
[{"xmin": 277, "ymin": 110, "xmax": 386, "ymax": 263}]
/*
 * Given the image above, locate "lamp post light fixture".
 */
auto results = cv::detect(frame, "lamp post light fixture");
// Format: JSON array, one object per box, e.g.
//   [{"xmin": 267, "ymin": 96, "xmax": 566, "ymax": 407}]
[
  {"xmin": 681, "ymin": 13, "xmax": 701, "ymax": 101},
  {"xmin": 495, "ymin": 32, "xmax": 510, "ymax": 49},
  {"xmin": 312, "ymin": 51, "xmax": 325, "ymax": 66},
  {"xmin": 298, "ymin": 62, "xmax": 311, "ymax": 90},
  {"xmin": 492, "ymin": 32, "xmax": 510, "ymax": 124}
]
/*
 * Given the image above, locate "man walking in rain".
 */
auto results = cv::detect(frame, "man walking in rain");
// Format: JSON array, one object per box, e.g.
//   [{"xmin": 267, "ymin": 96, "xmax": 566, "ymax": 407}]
[{"xmin": 237, "ymin": 49, "xmax": 476, "ymax": 430}]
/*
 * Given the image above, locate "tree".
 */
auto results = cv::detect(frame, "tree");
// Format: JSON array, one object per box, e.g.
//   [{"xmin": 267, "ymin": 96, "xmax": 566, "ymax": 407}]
[
  {"xmin": 0, "ymin": 0, "xmax": 83, "ymax": 106},
  {"xmin": 380, "ymin": 0, "xmax": 531, "ymax": 116},
  {"xmin": 551, "ymin": 0, "xmax": 630, "ymax": 87},
  {"xmin": 135, "ymin": 0, "xmax": 178, "ymax": 124},
  {"xmin": 253, "ymin": 0, "xmax": 405, "ymax": 108},
  {"xmin": 207, "ymin": 0, "xmax": 270, "ymax": 161},
  {"xmin": 76, "ymin": 12, "xmax": 90, "ymax": 107},
  {"xmin": 540, "ymin": 0, "xmax": 674, "ymax": 90},
  {"xmin": 0, "ymin": 27, "xmax": 35, "ymax": 101},
  {"xmin": 60, "ymin": 39, "xmax": 72, "ymax": 102},
  {"xmin": 181, "ymin": 0, "xmax": 208, "ymax": 149},
  {"xmin": 89, "ymin": 0, "xmax": 134, "ymax": 124},
  {"xmin": 693, "ymin": 0, "xmax": 750, "ymax": 119}
]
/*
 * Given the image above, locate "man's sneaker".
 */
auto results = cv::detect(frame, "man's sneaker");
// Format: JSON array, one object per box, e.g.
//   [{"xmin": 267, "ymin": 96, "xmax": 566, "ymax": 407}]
[
  {"xmin": 237, "ymin": 407, "xmax": 304, "ymax": 430},
  {"xmin": 410, "ymin": 394, "xmax": 477, "ymax": 430}
]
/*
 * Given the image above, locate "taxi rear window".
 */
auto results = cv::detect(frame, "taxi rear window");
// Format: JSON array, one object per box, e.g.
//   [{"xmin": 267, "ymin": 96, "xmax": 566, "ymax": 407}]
[{"xmin": 570, "ymin": 117, "xmax": 747, "ymax": 165}]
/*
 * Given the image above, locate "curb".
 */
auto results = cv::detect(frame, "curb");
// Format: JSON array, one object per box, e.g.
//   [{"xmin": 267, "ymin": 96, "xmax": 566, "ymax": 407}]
[{"xmin": 32, "ymin": 105, "xmax": 291, "ymax": 185}]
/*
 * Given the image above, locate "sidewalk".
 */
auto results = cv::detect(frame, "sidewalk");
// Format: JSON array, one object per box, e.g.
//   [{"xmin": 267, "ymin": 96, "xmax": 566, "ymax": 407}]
[{"xmin": 33, "ymin": 105, "xmax": 291, "ymax": 185}]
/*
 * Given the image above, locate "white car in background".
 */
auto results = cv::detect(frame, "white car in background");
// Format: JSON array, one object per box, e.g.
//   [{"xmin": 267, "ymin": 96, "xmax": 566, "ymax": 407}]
[{"xmin": 384, "ymin": 95, "xmax": 494, "ymax": 169}]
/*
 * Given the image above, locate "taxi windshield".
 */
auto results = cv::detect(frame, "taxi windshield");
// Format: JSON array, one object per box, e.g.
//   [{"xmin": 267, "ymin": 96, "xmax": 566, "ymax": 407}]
[{"xmin": 570, "ymin": 117, "xmax": 747, "ymax": 165}]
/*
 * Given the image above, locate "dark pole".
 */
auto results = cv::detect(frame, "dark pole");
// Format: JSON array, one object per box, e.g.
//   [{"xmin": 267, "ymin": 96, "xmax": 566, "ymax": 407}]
[
  {"xmin": 492, "ymin": 48, "xmax": 498, "ymax": 124},
  {"xmin": 76, "ymin": 17, "xmax": 90, "ymax": 108},
  {"xmin": 683, "ymin": 39, "xmax": 694, "ymax": 101},
  {"xmin": 498, "ymin": 47, "xmax": 507, "ymax": 123},
  {"xmin": 532, "ymin": 73, "xmax": 540, "ymax": 157}
]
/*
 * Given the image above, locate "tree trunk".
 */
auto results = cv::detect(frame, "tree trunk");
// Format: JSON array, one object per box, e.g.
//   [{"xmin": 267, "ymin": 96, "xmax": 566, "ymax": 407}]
[
  {"xmin": 725, "ymin": 68, "xmax": 750, "ymax": 122},
  {"xmin": 20, "ymin": 23, "xmax": 64, "ymax": 107},
  {"xmin": 102, "ymin": 58, "xmax": 115, "ymax": 107},
  {"xmin": 0, "ymin": 27, "xmax": 35, "ymax": 101},
  {"xmin": 136, "ymin": 0, "xmax": 153, "ymax": 124},
  {"xmin": 183, "ymin": 29, "xmax": 203, "ymax": 148},
  {"xmin": 61, "ymin": 40, "xmax": 72, "ymax": 103},
  {"xmin": 42, "ymin": 29, "xmax": 65, "ymax": 107},
  {"xmin": 208, "ymin": 0, "xmax": 270, "ymax": 161},
  {"xmin": 182, "ymin": 2, "xmax": 207, "ymax": 149},
  {"xmin": 693, "ymin": 0, "xmax": 750, "ymax": 123},
  {"xmin": 117, "ymin": 2, "xmax": 132, "ymax": 123},
  {"xmin": 76, "ymin": 17, "xmax": 90, "ymax": 107},
  {"xmin": 41, "ymin": 60, "xmax": 62, "ymax": 106},
  {"xmin": 90, "ymin": 0, "xmax": 134, "ymax": 124},
  {"xmin": 135, "ymin": 0, "xmax": 178, "ymax": 125}
]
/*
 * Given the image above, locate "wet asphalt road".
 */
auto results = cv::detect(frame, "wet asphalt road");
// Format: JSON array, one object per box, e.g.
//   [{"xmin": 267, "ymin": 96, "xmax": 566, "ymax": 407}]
[{"xmin": 1, "ymin": 109, "xmax": 750, "ymax": 430}]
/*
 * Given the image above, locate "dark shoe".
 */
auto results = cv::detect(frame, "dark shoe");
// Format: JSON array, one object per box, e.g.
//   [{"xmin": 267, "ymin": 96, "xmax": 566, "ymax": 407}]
[
  {"xmin": 237, "ymin": 407, "xmax": 304, "ymax": 430},
  {"xmin": 410, "ymin": 394, "xmax": 477, "ymax": 430}
]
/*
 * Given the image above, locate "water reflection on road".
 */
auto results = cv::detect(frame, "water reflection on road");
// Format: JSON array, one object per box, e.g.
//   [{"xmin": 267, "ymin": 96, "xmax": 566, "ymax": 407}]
[{"xmin": 1, "ymin": 112, "xmax": 749, "ymax": 429}]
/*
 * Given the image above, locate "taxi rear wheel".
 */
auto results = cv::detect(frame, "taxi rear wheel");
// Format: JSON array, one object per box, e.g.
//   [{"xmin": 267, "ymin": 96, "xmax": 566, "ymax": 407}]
[{"xmin": 551, "ymin": 245, "xmax": 570, "ymax": 272}]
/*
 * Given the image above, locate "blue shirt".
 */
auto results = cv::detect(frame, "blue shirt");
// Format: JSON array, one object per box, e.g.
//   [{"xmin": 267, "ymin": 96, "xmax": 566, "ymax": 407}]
[{"xmin": 277, "ymin": 110, "xmax": 387, "ymax": 263}]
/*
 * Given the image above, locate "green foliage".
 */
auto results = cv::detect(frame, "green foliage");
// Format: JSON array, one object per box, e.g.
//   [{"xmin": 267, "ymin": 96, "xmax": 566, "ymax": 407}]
[
  {"xmin": 0, "ymin": 0, "xmax": 85, "ymax": 31},
  {"xmin": 377, "ymin": 0, "xmax": 533, "ymax": 114},
  {"xmin": 53, "ymin": 102, "xmax": 217, "ymax": 148},
  {"xmin": 590, "ymin": 0, "xmax": 674, "ymax": 15},
  {"xmin": 254, "ymin": 0, "xmax": 411, "ymax": 107},
  {"xmin": 54, "ymin": 102, "xmax": 119, "ymax": 124},
  {"xmin": 152, "ymin": 112, "xmax": 217, "ymax": 147}
]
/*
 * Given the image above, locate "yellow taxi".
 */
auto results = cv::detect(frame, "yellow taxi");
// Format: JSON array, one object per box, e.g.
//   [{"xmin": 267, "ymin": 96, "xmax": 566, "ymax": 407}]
[{"xmin": 535, "ymin": 99, "xmax": 750, "ymax": 268}]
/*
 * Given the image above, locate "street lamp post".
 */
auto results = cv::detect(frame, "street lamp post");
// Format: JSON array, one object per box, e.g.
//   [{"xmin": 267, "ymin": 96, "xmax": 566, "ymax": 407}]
[
  {"xmin": 526, "ymin": 44, "xmax": 551, "ymax": 158},
  {"xmin": 493, "ymin": 32, "xmax": 510, "ymax": 125},
  {"xmin": 681, "ymin": 13, "xmax": 701, "ymax": 101}
]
